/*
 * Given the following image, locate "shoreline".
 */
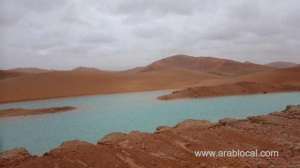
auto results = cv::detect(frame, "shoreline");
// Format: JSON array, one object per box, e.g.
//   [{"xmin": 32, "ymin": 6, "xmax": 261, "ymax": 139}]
[
  {"xmin": 1, "ymin": 85, "xmax": 300, "ymax": 105},
  {"xmin": 159, "ymin": 82, "xmax": 300, "ymax": 100},
  {"xmin": 1, "ymin": 104, "xmax": 300, "ymax": 167},
  {"xmin": 0, "ymin": 106, "xmax": 76, "ymax": 118},
  {"xmin": 161, "ymin": 90, "xmax": 300, "ymax": 101},
  {"xmin": 0, "ymin": 88, "xmax": 174, "ymax": 105},
  {"xmin": 1, "ymin": 65, "xmax": 299, "ymax": 104}
]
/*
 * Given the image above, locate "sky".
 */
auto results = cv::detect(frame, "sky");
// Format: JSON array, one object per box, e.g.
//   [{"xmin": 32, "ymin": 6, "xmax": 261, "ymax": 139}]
[{"xmin": 0, "ymin": 0, "xmax": 300, "ymax": 70}]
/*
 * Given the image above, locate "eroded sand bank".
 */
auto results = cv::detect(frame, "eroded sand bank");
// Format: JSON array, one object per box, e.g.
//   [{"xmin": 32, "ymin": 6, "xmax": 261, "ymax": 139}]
[{"xmin": 0, "ymin": 106, "xmax": 76, "ymax": 118}]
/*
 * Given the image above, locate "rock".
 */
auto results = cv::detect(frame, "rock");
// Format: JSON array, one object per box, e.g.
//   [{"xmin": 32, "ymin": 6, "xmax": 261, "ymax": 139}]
[
  {"xmin": 155, "ymin": 125, "xmax": 172, "ymax": 132},
  {"xmin": 0, "ymin": 148, "xmax": 31, "ymax": 160},
  {"xmin": 98, "ymin": 132, "xmax": 127, "ymax": 144},
  {"xmin": 199, "ymin": 162, "xmax": 207, "ymax": 168},
  {"xmin": 256, "ymin": 161, "xmax": 270, "ymax": 168},
  {"xmin": 0, "ymin": 148, "xmax": 32, "ymax": 167},
  {"xmin": 3, "ymin": 104, "xmax": 300, "ymax": 168},
  {"xmin": 175, "ymin": 119, "xmax": 211, "ymax": 129},
  {"xmin": 218, "ymin": 118, "xmax": 238, "ymax": 125},
  {"xmin": 51, "ymin": 140, "xmax": 93, "ymax": 153},
  {"xmin": 284, "ymin": 105, "xmax": 300, "ymax": 112}
]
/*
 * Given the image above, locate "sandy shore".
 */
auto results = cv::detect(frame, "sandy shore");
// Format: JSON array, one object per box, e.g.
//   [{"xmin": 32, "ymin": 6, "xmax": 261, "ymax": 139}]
[
  {"xmin": 1, "ymin": 105, "xmax": 300, "ymax": 167},
  {"xmin": 0, "ymin": 106, "xmax": 76, "ymax": 118},
  {"xmin": 159, "ymin": 81, "xmax": 300, "ymax": 100}
]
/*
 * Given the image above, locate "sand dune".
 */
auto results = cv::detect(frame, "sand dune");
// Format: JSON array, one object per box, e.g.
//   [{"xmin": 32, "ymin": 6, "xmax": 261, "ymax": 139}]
[
  {"xmin": 142, "ymin": 55, "xmax": 272, "ymax": 76},
  {"xmin": 0, "ymin": 68, "xmax": 50, "ymax": 80},
  {"xmin": 0, "ymin": 55, "xmax": 296, "ymax": 103},
  {"xmin": 266, "ymin": 61, "xmax": 299, "ymax": 68},
  {"xmin": 8, "ymin": 68, "xmax": 49, "ymax": 74},
  {"xmin": 0, "ymin": 66, "xmax": 220, "ymax": 103},
  {"xmin": 159, "ymin": 81, "xmax": 300, "ymax": 100},
  {"xmin": 0, "ymin": 70, "xmax": 26, "ymax": 80},
  {"xmin": 235, "ymin": 66, "xmax": 300, "ymax": 85},
  {"xmin": 159, "ymin": 67, "xmax": 300, "ymax": 100}
]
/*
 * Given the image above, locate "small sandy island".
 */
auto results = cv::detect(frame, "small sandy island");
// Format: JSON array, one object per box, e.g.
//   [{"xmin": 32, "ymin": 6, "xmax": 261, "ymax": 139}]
[
  {"xmin": 0, "ymin": 106, "xmax": 76, "ymax": 118},
  {"xmin": 159, "ymin": 81, "xmax": 300, "ymax": 100}
]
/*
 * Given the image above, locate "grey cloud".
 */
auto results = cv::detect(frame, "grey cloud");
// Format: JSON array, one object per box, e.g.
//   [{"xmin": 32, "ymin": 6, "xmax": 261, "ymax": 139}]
[
  {"xmin": 0, "ymin": 0, "xmax": 300, "ymax": 70},
  {"xmin": 19, "ymin": 0, "xmax": 67, "ymax": 13},
  {"xmin": 80, "ymin": 33, "xmax": 116, "ymax": 44},
  {"xmin": 114, "ymin": 0, "xmax": 201, "ymax": 16},
  {"xmin": 132, "ymin": 24, "xmax": 172, "ymax": 39},
  {"xmin": 0, "ymin": 1, "xmax": 25, "ymax": 26}
]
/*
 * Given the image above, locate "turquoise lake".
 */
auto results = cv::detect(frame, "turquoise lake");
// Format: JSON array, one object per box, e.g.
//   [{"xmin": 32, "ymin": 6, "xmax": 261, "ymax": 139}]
[{"xmin": 0, "ymin": 91, "xmax": 300, "ymax": 155}]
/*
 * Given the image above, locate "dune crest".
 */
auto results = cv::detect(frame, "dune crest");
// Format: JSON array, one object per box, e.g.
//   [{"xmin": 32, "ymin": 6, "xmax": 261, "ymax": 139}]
[{"xmin": 0, "ymin": 55, "xmax": 299, "ymax": 103}]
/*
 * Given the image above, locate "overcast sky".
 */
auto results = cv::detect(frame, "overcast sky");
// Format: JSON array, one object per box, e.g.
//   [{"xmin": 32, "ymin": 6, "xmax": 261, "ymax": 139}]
[{"xmin": 0, "ymin": 0, "xmax": 300, "ymax": 70}]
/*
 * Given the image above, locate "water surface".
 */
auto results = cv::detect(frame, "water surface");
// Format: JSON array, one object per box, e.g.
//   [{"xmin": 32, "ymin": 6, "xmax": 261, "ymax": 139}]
[{"xmin": 0, "ymin": 91, "xmax": 299, "ymax": 154}]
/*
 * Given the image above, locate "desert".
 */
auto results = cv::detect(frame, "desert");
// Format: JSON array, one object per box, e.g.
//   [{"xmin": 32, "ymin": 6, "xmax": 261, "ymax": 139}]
[
  {"xmin": 1, "ymin": 55, "xmax": 300, "ymax": 104},
  {"xmin": 1, "ymin": 1, "xmax": 300, "ymax": 167}
]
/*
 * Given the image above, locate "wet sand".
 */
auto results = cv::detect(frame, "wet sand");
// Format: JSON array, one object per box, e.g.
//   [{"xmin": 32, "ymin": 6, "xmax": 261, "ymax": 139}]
[
  {"xmin": 0, "ymin": 106, "xmax": 76, "ymax": 118},
  {"xmin": 159, "ymin": 82, "xmax": 300, "ymax": 100}
]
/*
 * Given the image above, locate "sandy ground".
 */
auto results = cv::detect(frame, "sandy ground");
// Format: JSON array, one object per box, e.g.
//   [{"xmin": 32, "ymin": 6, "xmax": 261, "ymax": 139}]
[
  {"xmin": 159, "ymin": 66, "xmax": 300, "ymax": 100},
  {"xmin": 159, "ymin": 81, "xmax": 300, "ymax": 100},
  {"xmin": 2, "ymin": 105, "xmax": 300, "ymax": 168},
  {"xmin": 0, "ymin": 55, "xmax": 282, "ymax": 103},
  {"xmin": 0, "ymin": 106, "xmax": 76, "ymax": 118}
]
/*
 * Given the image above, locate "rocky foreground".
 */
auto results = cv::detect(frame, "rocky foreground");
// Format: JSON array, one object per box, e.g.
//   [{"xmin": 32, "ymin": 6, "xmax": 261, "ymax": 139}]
[{"xmin": 1, "ymin": 105, "xmax": 300, "ymax": 168}]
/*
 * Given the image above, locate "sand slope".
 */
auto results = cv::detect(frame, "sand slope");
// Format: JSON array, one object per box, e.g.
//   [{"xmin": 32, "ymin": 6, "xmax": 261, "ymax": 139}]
[
  {"xmin": 159, "ymin": 81, "xmax": 300, "ymax": 100},
  {"xmin": 0, "ymin": 67, "xmax": 220, "ymax": 103},
  {"xmin": 235, "ymin": 66, "xmax": 300, "ymax": 84},
  {"xmin": 159, "ymin": 67, "xmax": 300, "ymax": 100},
  {"xmin": 142, "ymin": 54, "xmax": 272, "ymax": 76},
  {"xmin": 0, "ymin": 55, "xmax": 292, "ymax": 103},
  {"xmin": 266, "ymin": 61, "xmax": 299, "ymax": 68}
]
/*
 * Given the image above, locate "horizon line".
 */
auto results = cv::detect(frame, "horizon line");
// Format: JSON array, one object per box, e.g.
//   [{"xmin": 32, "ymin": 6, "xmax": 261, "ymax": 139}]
[{"xmin": 0, "ymin": 54, "xmax": 298, "ymax": 71}]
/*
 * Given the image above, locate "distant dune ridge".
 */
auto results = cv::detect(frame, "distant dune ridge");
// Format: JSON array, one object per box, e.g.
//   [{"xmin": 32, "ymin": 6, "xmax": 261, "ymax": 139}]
[
  {"xmin": 0, "ymin": 68, "xmax": 49, "ymax": 80},
  {"xmin": 0, "ymin": 54, "xmax": 300, "ymax": 103},
  {"xmin": 8, "ymin": 68, "xmax": 50, "ymax": 73},
  {"xmin": 141, "ymin": 55, "xmax": 272, "ymax": 76},
  {"xmin": 265, "ymin": 61, "xmax": 299, "ymax": 69}
]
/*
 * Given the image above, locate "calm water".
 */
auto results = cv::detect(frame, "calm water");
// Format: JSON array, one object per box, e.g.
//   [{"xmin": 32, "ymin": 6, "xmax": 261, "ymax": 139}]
[{"xmin": 0, "ymin": 91, "xmax": 300, "ymax": 155}]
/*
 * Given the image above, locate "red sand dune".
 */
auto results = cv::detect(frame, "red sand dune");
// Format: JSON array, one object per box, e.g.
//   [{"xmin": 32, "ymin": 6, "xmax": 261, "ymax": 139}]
[
  {"xmin": 235, "ymin": 66, "xmax": 300, "ymax": 85},
  {"xmin": 0, "ymin": 68, "xmax": 49, "ymax": 80},
  {"xmin": 0, "ymin": 66, "xmax": 219, "ymax": 103},
  {"xmin": 0, "ymin": 55, "xmax": 297, "ymax": 103},
  {"xmin": 265, "ymin": 61, "xmax": 299, "ymax": 69},
  {"xmin": 159, "ymin": 81, "xmax": 300, "ymax": 100},
  {"xmin": 159, "ymin": 66, "xmax": 300, "ymax": 100},
  {"xmin": 142, "ymin": 55, "xmax": 272, "ymax": 76},
  {"xmin": 0, "ymin": 70, "xmax": 26, "ymax": 80}
]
